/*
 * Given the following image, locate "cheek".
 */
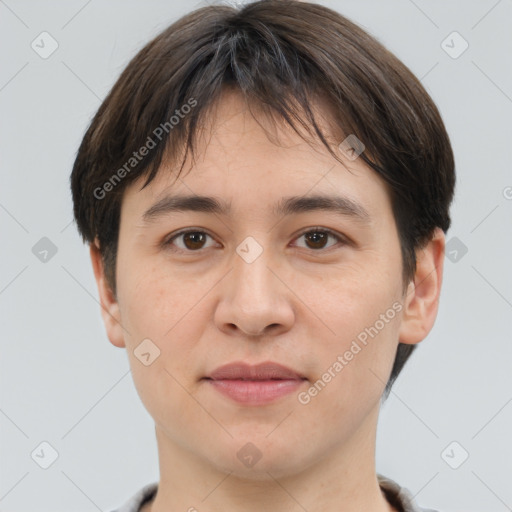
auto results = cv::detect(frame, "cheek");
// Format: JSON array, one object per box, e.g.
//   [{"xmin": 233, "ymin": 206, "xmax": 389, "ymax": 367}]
[
  {"xmin": 306, "ymin": 255, "xmax": 401, "ymax": 340},
  {"xmin": 117, "ymin": 261, "xmax": 209, "ymax": 379},
  {"xmin": 119, "ymin": 271, "xmax": 203, "ymax": 430},
  {"xmin": 300, "ymin": 309, "xmax": 401, "ymax": 438},
  {"xmin": 118, "ymin": 261, "xmax": 193, "ymax": 342},
  {"xmin": 301, "ymin": 255, "xmax": 402, "ymax": 397}
]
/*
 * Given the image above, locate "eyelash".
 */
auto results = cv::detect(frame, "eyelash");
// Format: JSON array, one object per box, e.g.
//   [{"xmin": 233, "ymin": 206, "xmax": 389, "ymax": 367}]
[{"xmin": 163, "ymin": 227, "xmax": 349, "ymax": 254}]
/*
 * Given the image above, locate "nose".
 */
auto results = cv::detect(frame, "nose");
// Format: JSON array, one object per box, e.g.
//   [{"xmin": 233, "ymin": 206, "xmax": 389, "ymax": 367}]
[{"xmin": 214, "ymin": 246, "xmax": 295, "ymax": 338}]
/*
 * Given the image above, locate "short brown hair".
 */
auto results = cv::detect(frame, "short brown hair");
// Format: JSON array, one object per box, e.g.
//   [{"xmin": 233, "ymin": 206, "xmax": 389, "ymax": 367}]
[{"xmin": 70, "ymin": 0, "xmax": 455, "ymax": 398}]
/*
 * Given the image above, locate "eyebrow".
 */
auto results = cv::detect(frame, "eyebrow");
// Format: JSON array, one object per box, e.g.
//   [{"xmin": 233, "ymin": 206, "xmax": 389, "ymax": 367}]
[{"xmin": 141, "ymin": 193, "xmax": 371, "ymax": 225}]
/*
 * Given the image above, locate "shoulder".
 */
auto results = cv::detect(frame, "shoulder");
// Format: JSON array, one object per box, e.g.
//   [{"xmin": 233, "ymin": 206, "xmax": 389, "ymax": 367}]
[
  {"xmin": 109, "ymin": 482, "xmax": 158, "ymax": 512},
  {"xmin": 377, "ymin": 473, "xmax": 440, "ymax": 512}
]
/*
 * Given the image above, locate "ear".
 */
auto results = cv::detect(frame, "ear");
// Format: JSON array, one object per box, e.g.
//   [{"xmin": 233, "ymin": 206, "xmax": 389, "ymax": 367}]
[
  {"xmin": 398, "ymin": 228, "xmax": 445, "ymax": 345},
  {"xmin": 89, "ymin": 239, "xmax": 126, "ymax": 348}
]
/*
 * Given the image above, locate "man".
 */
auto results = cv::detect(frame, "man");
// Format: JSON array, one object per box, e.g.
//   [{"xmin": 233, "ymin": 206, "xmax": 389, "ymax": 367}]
[{"xmin": 70, "ymin": 1, "xmax": 455, "ymax": 511}]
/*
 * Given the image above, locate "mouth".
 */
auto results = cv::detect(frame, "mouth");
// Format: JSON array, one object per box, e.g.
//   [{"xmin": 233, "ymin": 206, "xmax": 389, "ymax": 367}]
[
  {"xmin": 206, "ymin": 361, "xmax": 306, "ymax": 381},
  {"xmin": 203, "ymin": 361, "xmax": 307, "ymax": 405}
]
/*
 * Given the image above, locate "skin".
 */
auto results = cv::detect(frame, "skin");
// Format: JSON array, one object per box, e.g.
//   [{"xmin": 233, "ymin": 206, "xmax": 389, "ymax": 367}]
[{"xmin": 90, "ymin": 89, "xmax": 445, "ymax": 512}]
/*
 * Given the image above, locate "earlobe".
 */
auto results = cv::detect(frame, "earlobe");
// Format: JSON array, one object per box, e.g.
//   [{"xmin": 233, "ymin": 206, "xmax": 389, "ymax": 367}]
[
  {"xmin": 398, "ymin": 228, "xmax": 445, "ymax": 345},
  {"xmin": 89, "ymin": 239, "xmax": 126, "ymax": 348}
]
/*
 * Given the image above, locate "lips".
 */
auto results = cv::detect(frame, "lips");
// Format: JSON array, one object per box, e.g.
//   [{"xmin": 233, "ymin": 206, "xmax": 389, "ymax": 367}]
[
  {"xmin": 206, "ymin": 361, "xmax": 306, "ymax": 381},
  {"xmin": 204, "ymin": 362, "xmax": 307, "ymax": 405}
]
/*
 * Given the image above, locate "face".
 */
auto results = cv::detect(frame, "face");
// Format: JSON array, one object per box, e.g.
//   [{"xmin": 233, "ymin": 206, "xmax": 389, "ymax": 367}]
[{"xmin": 93, "ymin": 90, "xmax": 439, "ymax": 480}]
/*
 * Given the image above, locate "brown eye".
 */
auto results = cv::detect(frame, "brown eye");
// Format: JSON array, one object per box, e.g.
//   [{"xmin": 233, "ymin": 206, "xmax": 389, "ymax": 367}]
[
  {"xmin": 182, "ymin": 232, "xmax": 207, "ymax": 250},
  {"xmin": 304, "ymin": 231, "xmax": 329, "ymax": 249},
  {"xmin": 165, "ymin": 230, "xmax": 216, "ymax": 252},
  {"xmin": 294, "ymin": 228, "xmax": 345, "ymax": 251}
]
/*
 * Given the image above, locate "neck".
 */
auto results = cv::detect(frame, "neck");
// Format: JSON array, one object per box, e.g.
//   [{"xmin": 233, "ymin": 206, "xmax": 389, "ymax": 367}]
[{"xmin": 145, "ymin": 404, "xmax": 396, "ymax": 512}]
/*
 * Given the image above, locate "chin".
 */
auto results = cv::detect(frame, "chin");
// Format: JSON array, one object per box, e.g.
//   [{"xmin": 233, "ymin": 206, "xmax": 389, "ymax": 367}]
[{"xmin": 201, "ymin": 435, "xmax": 312, "ymax": 481}]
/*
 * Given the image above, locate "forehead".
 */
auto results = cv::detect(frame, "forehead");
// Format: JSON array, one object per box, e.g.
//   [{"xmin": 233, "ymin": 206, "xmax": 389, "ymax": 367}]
[{"xmin": 120, "ymin": 90, "xmax": 392, "ymax": 224}]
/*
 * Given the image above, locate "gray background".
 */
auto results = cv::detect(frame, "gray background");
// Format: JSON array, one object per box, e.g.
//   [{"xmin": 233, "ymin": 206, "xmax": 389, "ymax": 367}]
[{"xmin": 1, "ymin": 0, "xmax": 511, "ymax": 511}]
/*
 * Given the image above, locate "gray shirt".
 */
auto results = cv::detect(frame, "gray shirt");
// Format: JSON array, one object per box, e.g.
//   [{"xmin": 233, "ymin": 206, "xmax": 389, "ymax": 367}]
[{"xmin": 109, "ymin": 474, "xmax": 439, "ymax": 512}]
